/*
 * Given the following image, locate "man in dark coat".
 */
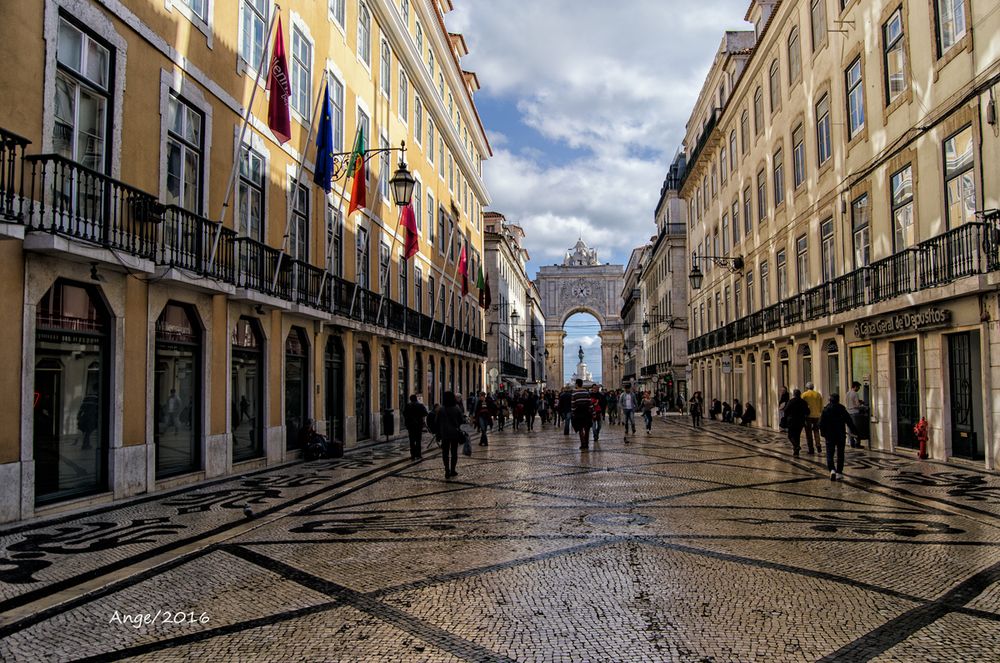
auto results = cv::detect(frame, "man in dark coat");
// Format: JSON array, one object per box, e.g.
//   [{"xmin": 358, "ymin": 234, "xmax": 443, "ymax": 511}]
[
  {"xmin": 819, "ymin": 393, "xmax": 860, "ymax": 481},
  {"xmin": 402, "ymin": 395, "xmax": 428, "ymax": 461},
  {"xmin": 784, "ymin": 389, "xmax": 810, "ymax": 457}
]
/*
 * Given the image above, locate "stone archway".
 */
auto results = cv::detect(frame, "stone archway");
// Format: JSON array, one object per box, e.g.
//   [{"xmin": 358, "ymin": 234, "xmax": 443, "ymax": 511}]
[{"xmin": 535, "ymin": 239, "xmax": 625, "ymax": 387}]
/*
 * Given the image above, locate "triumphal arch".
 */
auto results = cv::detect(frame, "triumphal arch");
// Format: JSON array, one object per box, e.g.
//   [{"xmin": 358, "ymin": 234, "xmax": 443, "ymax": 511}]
[{"xmin": 535, "ymin": 239, "xmax": 625, "ymax": 387}]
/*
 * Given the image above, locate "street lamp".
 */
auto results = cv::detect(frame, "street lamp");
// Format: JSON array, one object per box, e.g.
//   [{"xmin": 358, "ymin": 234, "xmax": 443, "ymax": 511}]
[
  {"xmin": 390, "ymin": 155, "xmax": 416, "ymax": 207},
  {"xmin": 642, "ymin": 319, "xmax": 651, "ymax": 335},
  {"xmin": 688, "ymin": 254, "xmax": 745, "ymax": 290}
]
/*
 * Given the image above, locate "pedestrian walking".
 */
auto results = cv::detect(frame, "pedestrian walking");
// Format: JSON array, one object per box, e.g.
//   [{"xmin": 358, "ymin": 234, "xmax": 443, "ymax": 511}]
[
  {"xmin": 475, "ymin": 392, "xmax": 492, "ymax": 447},
  {"xmin": 689, "ymin": 391, "xmax": 703, "ymax": 428},
  {"xmin": 819, "ymin": 393, "xmax": 860, "ymax": 481},
  {"xmin": 783, "ymin": 389, "xmax": 809, "ymax": 457},
  {"xmin": 559, "ymin": 388, "xmax": 573, "ymax": 435},
  {"xmin": 619, "ymin": 384, "xmax": 638, "ymax": 434},
  {"xmin": 437, "ymin": 391, "xmax": 467, "ymax": 480},
  {"xmin": 641, "ymin": 392, "xmax": 655, "ymax": 433},
  {"xmin": 525, "ymin": 391, "xmax": 538, "ymax": 431},
  {"xmin": 802, "ymin": 382, "xmax": 824, "ymax": 454},
  {"xmin": 402, "ymin": 395, "xmax": 428, "ymax": 460},
  {"xmin": 589, "ymin": 384, "xmax": 603, "ymax": 443},
  {"xmin": 571, "ymin": 379, "xmax": 594, "ymax": 450},
  {"xmin": 845, "ymin": 381, "xmax": 865, "ymax": 448},
  {"xmin": 778, "ymin": 386, "xmax": 790, "ymax": 431}
]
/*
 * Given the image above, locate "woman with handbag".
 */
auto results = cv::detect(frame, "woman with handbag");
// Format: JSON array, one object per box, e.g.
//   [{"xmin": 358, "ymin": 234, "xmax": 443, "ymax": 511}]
[{"xmin": 437, "ymin": 391, "xmax": 467, "ymax": 480}]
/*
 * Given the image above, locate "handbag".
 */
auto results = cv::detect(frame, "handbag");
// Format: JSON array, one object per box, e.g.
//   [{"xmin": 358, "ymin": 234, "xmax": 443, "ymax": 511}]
[{"xmin": 461, "ymin": 432, "xmax": 472, "ymax": 456}]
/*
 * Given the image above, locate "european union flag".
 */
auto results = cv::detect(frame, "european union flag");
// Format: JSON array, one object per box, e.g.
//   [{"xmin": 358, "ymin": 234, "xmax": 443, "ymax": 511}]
[{"xmin": 313, "ymin": 81, "xmax": 334, "ymax": 193}]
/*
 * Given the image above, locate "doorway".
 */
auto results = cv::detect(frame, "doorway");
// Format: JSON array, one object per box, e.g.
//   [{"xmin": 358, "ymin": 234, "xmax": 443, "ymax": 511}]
[
  {"xmin": 893, "ymin": 339, "xmax": 919, "ymax": 449},
  {"xmin": 948, "ymin": 331, "xmax": 983, "ymax": 460}
]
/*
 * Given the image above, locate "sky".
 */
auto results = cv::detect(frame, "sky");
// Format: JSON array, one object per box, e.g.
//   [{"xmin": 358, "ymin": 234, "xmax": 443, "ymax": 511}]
[{"xmin": 448, "ymin": 0, "xmax": 750, "ymax": 383}]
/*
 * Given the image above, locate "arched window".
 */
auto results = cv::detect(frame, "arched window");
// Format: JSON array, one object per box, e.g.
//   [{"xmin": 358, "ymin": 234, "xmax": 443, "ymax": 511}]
[
  {"xmin": 34, "ymin": 281, "xmax": 110, "ymax": 503},
  {"xmin": 357, "ymin": 2, "xmax": 372, "ymax": 66},
  {"xmin": 768, "ymin": 59, "xmax": 781, "ymax": 113},
  {"xmin": 787, "ymin": 26, "xmax": 802, "ymax": 83},
  {"xmin": 232, "ymin": 317, "xmax": 265, "ymax": 461},
  {"xmin": 155, "ymin": 302, "xmax": 201, "ymax": 478},
  {"xmin": 285, "ymin": 327, "xmax": 309, "ymax": 450}
]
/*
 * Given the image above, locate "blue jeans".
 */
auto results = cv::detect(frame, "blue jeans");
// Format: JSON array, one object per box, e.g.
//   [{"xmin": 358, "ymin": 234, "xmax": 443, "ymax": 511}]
[
  {"xmin": 643, "ymin": 410, "xmax": 653, "ymax": 431},
  {"xmin": 623, "ymin": 409, "xmax": 636, "ymax": 432},
  {"xmin": 477, "ymin": 415, "xmax": 491, "ymax": 445},
  {"xmin": 563, "ymin": 412, "xmax": 571, "ymax": 434},
  {"xmin": 593, "ymin": 415, "xmax": 602, "ymax": 440}
]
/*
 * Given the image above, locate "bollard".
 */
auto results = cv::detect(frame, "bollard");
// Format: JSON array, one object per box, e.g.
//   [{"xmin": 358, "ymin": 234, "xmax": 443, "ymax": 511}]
[{"xmin": 914, "ymin": 416, "xmax": 929, "ymax": 459}]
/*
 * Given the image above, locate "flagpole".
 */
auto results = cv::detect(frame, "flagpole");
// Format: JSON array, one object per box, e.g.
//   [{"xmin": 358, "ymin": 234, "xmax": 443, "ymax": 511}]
[
  {"xmin": 429, "ymin": 214, "xmax": 457, "ymax": 339},
  {"xmin": 207, "ymin": 3, "xmax": 280, "ymax": 273},
  {"xmin": 441, "ymin": 241, "xmax": 466, "ymax": 344},
  {"xmin": 374, "ymin": 205, "xmax": 406, "ymax": 326},
  {"xmin": 317, "ymin": 125, "xmax": 359, "ymax": 309},
  {"xmin": 271, "ymin": 71, "xmax": 328, "ymax": 293}
]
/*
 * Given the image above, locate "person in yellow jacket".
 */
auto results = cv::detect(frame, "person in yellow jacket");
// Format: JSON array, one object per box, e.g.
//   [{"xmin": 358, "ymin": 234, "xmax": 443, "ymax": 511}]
[{"xmin": 801, "ymin": 382, "xmax": 823, "ymax": 454}]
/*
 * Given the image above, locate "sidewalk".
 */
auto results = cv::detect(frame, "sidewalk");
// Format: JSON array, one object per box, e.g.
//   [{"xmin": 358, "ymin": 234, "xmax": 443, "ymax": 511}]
[
  {"xmin": 673, "ymin": 416, "xmax": 1000, "ymax": 526},
  {"xmin": 0, "ymin": 438, "xmax": 415, "ymax": 622}
]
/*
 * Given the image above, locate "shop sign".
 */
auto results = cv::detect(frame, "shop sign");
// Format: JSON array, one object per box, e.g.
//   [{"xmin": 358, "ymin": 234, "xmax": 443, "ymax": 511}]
[{"xmin": 853, "ymin": 307, "xmax": 951, "ymax": 340}]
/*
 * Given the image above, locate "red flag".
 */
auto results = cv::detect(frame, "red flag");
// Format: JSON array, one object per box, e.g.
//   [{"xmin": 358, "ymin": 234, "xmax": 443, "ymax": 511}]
[
  {"xmin": 266, "ymin": 17, "xmax": 292, "ymax": 145},
  {"xmin": 400, "ymin": 204, "xmax": 419, "ymax": 259},
  {"xmin": 458, "ymin": 243, "xmax": 469, "ymax": 296},
  {"xmin": 481, "ymin": 272, "xmax": 492, "ymax": 309},
  {"xmin": 347, "ymin": 155, "xmax": 366, "ymax": 216}
]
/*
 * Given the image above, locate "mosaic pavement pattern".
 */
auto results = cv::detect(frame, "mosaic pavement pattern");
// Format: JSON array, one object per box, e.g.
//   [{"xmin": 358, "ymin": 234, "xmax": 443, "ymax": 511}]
[{"xmin": 2, "ymin": 418, "xmax": 1000, "ymax": 661}]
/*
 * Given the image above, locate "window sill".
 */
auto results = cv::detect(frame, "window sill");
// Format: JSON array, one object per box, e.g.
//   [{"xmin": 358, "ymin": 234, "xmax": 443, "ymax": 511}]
[{"xmin": 933, "ymin": 32, "xmax": 973, "ymax": 80}]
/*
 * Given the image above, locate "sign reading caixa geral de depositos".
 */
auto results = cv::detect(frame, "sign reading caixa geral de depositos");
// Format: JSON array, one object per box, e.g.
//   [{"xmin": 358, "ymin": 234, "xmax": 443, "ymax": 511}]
[{"xmin": 853, "ymin": 307, "xmax": 951, "ymax": 340}]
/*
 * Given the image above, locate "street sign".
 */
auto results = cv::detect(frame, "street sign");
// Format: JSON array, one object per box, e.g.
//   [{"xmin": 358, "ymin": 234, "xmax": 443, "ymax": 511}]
[{"xmin": 722, "ymin": 355, "xmax": 732, "ymax": 374}]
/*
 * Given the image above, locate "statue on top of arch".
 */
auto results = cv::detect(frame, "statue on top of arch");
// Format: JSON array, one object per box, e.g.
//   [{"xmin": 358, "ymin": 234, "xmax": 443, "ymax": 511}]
[{"xmin": 563, "ymin": 238, "xmax": 600, "ymax": 267}]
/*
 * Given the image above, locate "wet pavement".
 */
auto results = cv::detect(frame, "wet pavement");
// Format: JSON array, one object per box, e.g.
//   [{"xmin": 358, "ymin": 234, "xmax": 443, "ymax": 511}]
[{"xmin": 2, "ymin": 417, "xmax": 1000, "ymax": 661}]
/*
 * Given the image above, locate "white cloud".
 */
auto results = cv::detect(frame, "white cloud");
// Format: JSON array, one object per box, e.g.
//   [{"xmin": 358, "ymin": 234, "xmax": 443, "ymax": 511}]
[{"xmin": 449, "ymin": 0, "xmax": 748, "ymax": 270}]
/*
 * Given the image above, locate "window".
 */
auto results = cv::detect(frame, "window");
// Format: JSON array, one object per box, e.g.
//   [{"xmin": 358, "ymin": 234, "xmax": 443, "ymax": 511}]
[
  {"xmin": 240, "ymin": 0, "xmax": 268, "ymax": 69},
  {"xmin": 379, "ymin": 242, "xmax": 390, "ymax": 295},
  {"xmin": 427, "ymin": 46, "xmax": 434, "ymax": 76},
  {"xmin": 743, "ymin": 186, "xmax": 752, "ymax": 236},
  {"xmin": 729, "ymin": 130, "xmax": 737, "ymax": 171},
  {"xmin": 810, "ymin": 0, "xmax": 827, "ymax": 52},
  {"xmin": 753, "ymin": 87, "xmax": 763, "ymax": 135},
  {"xmin": 820, "ymin": 218, "xmax": 835, "ymax": 282},
  {"xmin": 329, "ymin": 0, "xmax": 345, "ymax": 28},
  {"xmin": 327, "ymin": 203, "xmax": 343, "ymax": 276},
  {"xmin": 773, "ymin": 148, "xmax": 785, "ymax": 206},
  {"xmin": 427, "ymin": 120, "xmax": 434, "ymax": 164},
  {"xmin": 731, "ymin": 200, "xmax": 740, "ymax": 246},
  {"xmin": 380, "ymin": 40, "xmax": 391, "ymax": 99},
  {"xmin": 448, "ymin": 218, "xmax": 455, "ymax": 261},
  {"xmin": 438, "ymin": 72, "xmax": 444, "ymax": 99},
  {"xmin": 448, "ymin": 153, "xmax": 454, "ymax": 192},
  {"xmin": 944, "ymin": 125, "xmax": 975, "ymax": 226},
  {"xmin": 379, "ymin": 133, "xmax": 389, "ymax": 200},
  {"xmin": 356, "ymin": 225, "xmax": 370, "ymax": 288},
  {"xmin": 757, "ymin": 168, "xmax": 767, "ymax": 224},
  {"xmin": 413, "ymin": 180, "xmax": 422, "ymax": 233},
  {"xmin": 398, "ymin": 256, "xmax": 408, "ymax": 305},
  {"xmin": 746, "ymin": 270, "xmax": 755, "ymax": 312},
  {"xmin": 426, "ymin": 191, "xmax": 434, "ymax": 243},
  {"xmin": 399, "ymin": 0, "xmax": 409, "ymax": 23},
  {"xmin": 722, "ymin": 214, "xmax": 730, "ymax": 254},
  {"xmin": 54, "ymin": 18, "xmax": 111, "ymax": 173},
  {"xmin": 414, "ymin": 95, "xmax": 423, "ymax": 143},
  {"xmin": 180, "ymin": 0, "xmax": 208, "ymax": 22},
  {"xmin": 891, "ymin": 165, "xmax": 914, "ymax": 250},
  {"xmin": 884, "ymin": 8, "xmax": 907, "ymax": 104},
  {"xmin": 935, "ymin": 0, "xmax": 966, "ymax": 56},
  {"xmin": 398, "ymin": 68, "xmax": 408, "ymax": 120},
  {"xmin": 846, "ymin": 57, "xmax": 864, "ymax": 138},
  {"xmin": 768, "ymin": 59, "xmax": 781, "ymax": 113},
  {"xmin": 415, "ymin": 21, "xmax": 423, "ymax": 55},
  {"xmin": 777, "ymin": 249, "xmax": 789, "ymax": 299},
  {"xmin": 357, "ymin": 2, "xmax": 371, "ymax": 66},
  {"xmin": 414, "ymin": 266, "xmax": 423, "ymax": 313},
  {"xmin": 437, "ymin": 208, "xmax": 445, "ymax": 253},
  {"xmin": 792, "ymin": 124, "xmax": 806, "ymax": 189},
  {"xmin": 428, "ymin": 275, "xmax": 435, "ymax": 315},
  {"xmin": 166, "ymin": 94, "xmax": 204, "ymax": 213},
  {"xmin": 760, "ymin": 260, "xmax": 770, "ymax": 306},
  {"xmin": 796, "ymin": 236, "xmax": 809, "ymax": 292},
  {"xmin": 330, "ymin": 75, "xmax": 344, "ymax": 150},
  {"xmin": 438, "ymin": 136, "xmax": 445, "ymax": 177},
  {"xmin": 788, "ymin": 26, "xmax": 801, "ymax": 84},
  {"xmin": 238, "ymin": 146, "xmax": 264, "ymax": 241},
  {"xmin": 289, "ymin": 180, "xmax": 308, "ymax": 261},
  {"xmin": 852, "ymin": 194, "xmax": 871, "ymax": 268},
  {"xmin": 290, "ymin": 26, "xmax": 312, "ymax": 121},
  {"xmin": 357, "ymin": 107, "xmax": 370, "ymax": 185},
  {"xmin": 816, "ymin": 93, "xmax": 831, "ymax": 166},
  {"xmin": 740, "ymin": 110, "xmax": 750, "ymax": 153}
]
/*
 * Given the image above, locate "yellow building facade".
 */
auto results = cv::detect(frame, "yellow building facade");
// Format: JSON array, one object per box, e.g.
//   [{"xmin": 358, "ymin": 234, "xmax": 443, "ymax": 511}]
[
  {"xmin": 683, "ymin": 0, "xmax": 1000, "ymax": 467},
  {"xmin": 0, "ymin": 0, "xmax": 491, "ymax": 522}
]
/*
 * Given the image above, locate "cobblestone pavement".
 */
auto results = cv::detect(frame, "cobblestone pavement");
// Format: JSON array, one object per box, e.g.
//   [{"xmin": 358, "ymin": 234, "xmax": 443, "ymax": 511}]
[{"xmin": 3, "ymin": 418, "xmax": 1000, "ymax": 662}]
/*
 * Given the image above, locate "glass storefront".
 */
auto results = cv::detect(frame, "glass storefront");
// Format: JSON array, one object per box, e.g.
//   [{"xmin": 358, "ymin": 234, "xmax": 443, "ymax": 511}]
[
  {"xmin": 894, "ymin": 339, "xmax": 919, "ymax": 449},
  {"xmin": 355, "ymin": 341, "xmax": 370, "ymax": 440},
  {"xmin": 325, "ymin": 336, "xmax": 344, "ymax": 443},
  {"xmin": 154, "ymin": 303, "xmax": 200, "ymax": 478},
  {"xmin": 285, "ymin": 327, "xmax": 308, "ymax": 450},
  {"xmin": 33, "ymin": 281, "xmax": 109, "ymax": 503},
  {"xmin": 397, "ymin": 350, "xmax": 408, "ymax": 406},
  {"xmin": 232, "ymin": 317, "xmax": 264, "ymax": 461}
]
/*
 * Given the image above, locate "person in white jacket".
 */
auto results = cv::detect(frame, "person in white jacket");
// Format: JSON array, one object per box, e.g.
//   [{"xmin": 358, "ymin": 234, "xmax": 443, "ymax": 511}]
[{"xmin": 619, "ymin": 384, "xmax": 637, "ymax": 435}]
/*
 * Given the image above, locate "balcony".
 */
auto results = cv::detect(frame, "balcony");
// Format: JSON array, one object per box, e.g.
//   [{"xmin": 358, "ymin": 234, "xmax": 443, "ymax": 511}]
[
  {"xmin": 686, "ymin": 221, "xmax": 1000, "ymax": 356},
  {"xmin": 22, "ymin": 153, "xmax": 158, "ymax": 270},
  {"xmin": 0, "ymin": 128, "xmax": 29, "ymax": 230},
  {"xmin": 501, "ymin": 361, "xmax": 528, "ymax": 379},
  {"xmin": 156, "ymin": 205, "xmax": 237, "ymax": 293}
]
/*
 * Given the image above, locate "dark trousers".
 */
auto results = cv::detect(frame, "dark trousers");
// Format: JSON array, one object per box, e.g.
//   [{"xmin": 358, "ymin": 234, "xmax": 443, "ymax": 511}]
[
  {"xmin": 787, "ymin": 423, "xmax": 803, "ymax": 452},
  {"xmin": 643, "ymin": 410, "xmax": 653, "ymax": 431},
  {"xmin": 562, "ymin": 412, "xmax": 571, "ymax": 434},
  {"xmin": 441, "ymin": 437, "xmax": 458, "ymax": 474},
  {"xmin": 806, "ymin": 418, "xmax": 822, "ymax": 452},
  {"xmin": 826, "ymin": 436, "xmax": 847, "ymax": 473},
  {"xmin": 623, "ymin": 409, "xmax": 636, "ymax": 433},
  {"xmin": 407, "ymin": 427, "xmax": 422, "ymax": 459}
]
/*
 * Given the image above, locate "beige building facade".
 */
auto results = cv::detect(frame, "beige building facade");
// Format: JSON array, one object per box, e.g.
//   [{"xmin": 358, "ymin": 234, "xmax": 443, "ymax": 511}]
[
  {"xmin": 0, "ymin": 0, "xmax": 491, "ymax": 522},
  {"xmin": 683, "ymin": 0, "xmax": 1000, "ymax": 467}
]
